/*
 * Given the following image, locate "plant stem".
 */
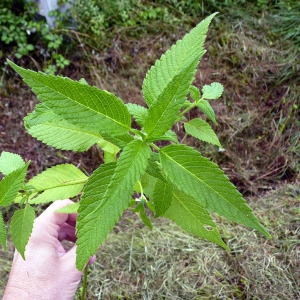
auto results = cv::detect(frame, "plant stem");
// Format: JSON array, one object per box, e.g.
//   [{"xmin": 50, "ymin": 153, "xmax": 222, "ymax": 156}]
[{"xmin": 81, "ymin": 265, "xmax": 89, "ymax": 300}]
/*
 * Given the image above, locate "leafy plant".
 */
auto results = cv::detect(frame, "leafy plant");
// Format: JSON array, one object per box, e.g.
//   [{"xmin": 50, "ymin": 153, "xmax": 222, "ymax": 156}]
[
  {"xmin": 0, "ymin": 0, "xmax": 70, "ymax": 74},
  {"xmin": 1, "ymin": 14, "xmax": 270, "ymax": 274}
]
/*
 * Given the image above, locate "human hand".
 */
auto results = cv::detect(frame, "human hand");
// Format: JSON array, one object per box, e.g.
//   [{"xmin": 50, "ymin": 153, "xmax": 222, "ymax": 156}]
[{"xmin": 3, "ymin": 199, "xmax": 90, "ymax": 300}]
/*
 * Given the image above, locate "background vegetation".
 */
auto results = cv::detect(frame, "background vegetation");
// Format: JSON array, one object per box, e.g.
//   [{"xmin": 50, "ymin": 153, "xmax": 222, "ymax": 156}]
[{"xmin": 0, "ymin": 0, "xmax": 299, "ymax": 299}]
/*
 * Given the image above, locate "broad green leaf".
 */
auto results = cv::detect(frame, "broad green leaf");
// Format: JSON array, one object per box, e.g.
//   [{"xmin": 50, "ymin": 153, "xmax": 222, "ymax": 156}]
[
  {"xmin": 126, "ymin": 103, "xmax": 148, "ymax": 127},
  {"xmin": 27, "ymin": 164, "xmax": 87, "ymax": 204},
  {"xmin": 8, "ymin": 61, "xmax": 131, "ymax": 136},
  {"xmin": 133, "ymin": 200, "xmax": 152, "ymax": 229},
  {"xmin": 189, "ymin": 85, "xmax": 200, "ymax": 102},
  {"xmin": 25, "ymin": 104, "xmax": 103, "ymax": 152},
  {"xmin": 142, "ymin": 13, "xmax": 217, "ymax": 107},
  {"xmin": 0, "ymin": 152, "xmax": 25, "ymax": 176},
  {"xmin": 10, "ymin": 204, "xmax": 35, "ymax": 259},
  {"xmin": 76, "ymin": 140, "xmax": 151, "ymax": 270},
  {"xmin": 197, "ymin": 100, "xmax": 217, "ymax": 125},
  {"xmin": 164, "ymin": 189, "xmax": 229, "ymax": 250},
  {"xmin": 152, "ymin": 180, "xmax": 173, "ymax": 217},
  {"xmin": 202, "ymin": 82, "xmax": 224, "ymax": 100},
  {"xmin": 0, "ymin": 162, "xmax": 30, "ymax": 207},
  {"xmin": 0, "ymin": 213, "xmax": 6, "ymax": 251},
  {"xmin": 55, "ymin": 202, "xmax": 79, "ymax": 214},
  {"xmin": 159, "ymin": 144, "xmax": 271, "ymax": 237},
  {"xmin": 184, "ymin": 118, "xmax": 222, "ymax": 148}
]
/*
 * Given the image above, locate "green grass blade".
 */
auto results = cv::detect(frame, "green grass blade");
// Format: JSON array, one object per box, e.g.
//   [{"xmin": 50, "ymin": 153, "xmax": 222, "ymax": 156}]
[
  {"xmin": 164, "ymin": 189, "xmax": 230, "ymax": 250},
  {"xmin": 27, "ymin": 164, "xmax": 87, "ymax": 204},
  {"xmin": 0, "ymin": 162, "xmax": 30, "ymax": 207},
  {"xmin": 76, "ymin": 140, "xmax": 151, "ymax": 270},
  {"xmin": 10, "ymin": 204, "xmax": 35, "ymax": 259},
  {"xmin": 8, "ymin": 61, "xmax": 131, "ymax": 136},
  {"xmin": 159, "ymin": 144, "xmax": 271, "ymax": 237}
]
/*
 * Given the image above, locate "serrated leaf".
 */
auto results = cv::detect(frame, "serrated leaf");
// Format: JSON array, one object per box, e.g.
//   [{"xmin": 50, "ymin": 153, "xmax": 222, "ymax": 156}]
[
  {"xmin": 140, "ymin": 173, "xmax": 158, "ymax": 201},
  {"xmin": 101, "ymin": 133, "xmax": 134, "ymax": 149},
  {"xmin": 149, "ymin": 130, "xmax": 179, "ymax": 143},
  {"xmin": 164, "ymin": 189, "xmax": 229, "ymax": 250},
  {"xmin": 8, "ymin": 61, "xmax": 131, "ymax": 136},
  {"xmin": 0, "ymin": 162, "xmax": 30, "ymax": 207},
  {"xmin": 25, "ymin": 104, "xmax": 104, "ymax": 152},
  {"xmin": 189, "ymin": 85, "xmax": 200, "ymax": 102},
  {"xmin": 143, "ymin": 58, "xmax": 200, "ymax": 140},
  {"xmin": 55, "ymin": 202, "xmax": 79, "ymax": 214},
  {"xmin": 126, "ymin": 103, "xmax": 148, "ymax": 127},
  {"xmin": 27, "ymin": 164, "xmax": 87, "ymax": 204},
  {"xmin": 145, "ymin": 153, "xmax": 167, "ymax": 182},
  {"xmin": 133, "ymin": 201, "xmax": 152, "ymax": 229},
  {"xmin": 10, "ymin": 204, "xmax": 35, "ymax": 259},
  {"xmin": 197, "ymin": 100, "xmax": 217, "ymax": 125},
  {"xmin": 159, "ymin": 144, "xmax": 271, "ymax": 237},
  {"xmin": 184, "ymin": 118, "xmax": 222, "ymax": 148},
  {"xmin": 142, "ymin": 13, "xmax": 217, "ymax": 107},
  {"xmin": 152, "ymin": 180, "xmax": 173, "ymax": 217},
  {"xmin": 0, "ymin": 213, "xmax": 7, "ymax": 251},
  {"xmin": 76, "ymin": 140, "xmax": 151, "ymax": 270},
  {"xmin": 202, "ymin": 82, "xmax": 224, "ymax": 100},
  {"xmin": 0, "ymin": 152, "xmax": 25, "ymax": 176}
]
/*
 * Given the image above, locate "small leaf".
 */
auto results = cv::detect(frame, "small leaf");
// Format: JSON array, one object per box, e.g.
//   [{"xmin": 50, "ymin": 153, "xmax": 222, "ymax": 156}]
[
  {"xmin": 0, "ymin": 162, "xmax": 30, "ymax": 207},
  {"xmin": 164, "ymin": 189, "xmax": 229, "ymax": 250},
  {"xmin": 184, "ymin": 118, "xmax": 222, "ymax": 148},
  {"xmin": 0, "ymin": 213, "xmax": 7, "ymax": 251},
  {"xmin": 25, "ymin": 104, "xmax": 103, "ymax": 152},
  {"xmin": 202, "ymin": 82, "xmax": 224, "ymax": 100},
  {"xmin": 126, "ymin": 103, "xmax": 148, "ymax": 127},
  {"xmin": 55, "ymin": 203, "xmax": 79, "ymax": 214},
  {"xmin": 8, "ymin": 61, "xmax": 131, "ymax": 136},
  {"xmin": 133, "ymin": 200, "xmax": 152, "ymax": 229},
  {"xmin": 189, "ymin": 85, "xmax": 200, "ymax": 102},
  {"xmin": 97, "ymin": 139, "xmax": 120, "ymax": 163},
  {"xmin": 0, "ymin": 152, "xmax": 25, "ymax": 176},
  {"xmin": 76, "ymin": 140, "xmax": 151, "ymax": 270},
  {"xmin": 10, "ymin": 204, "xmax": 35, "ymax": 259},
  {"xmin": 152, "ymin": 180, "xmax": 173, "ymax": 217},
  {"xmin": 145, "ymin": 153, "xmax": 166, "ymax": 182},
  {"xmin": 27, "ymin": 164, "xmax": 87, "ymax": 204},
  {"xmin": 197, "ymin": 100, "xmax": 217, "ymax": 125},
  {"xmin": 160, "ymin": 144, "xmax": 271, "ymax": 237}
]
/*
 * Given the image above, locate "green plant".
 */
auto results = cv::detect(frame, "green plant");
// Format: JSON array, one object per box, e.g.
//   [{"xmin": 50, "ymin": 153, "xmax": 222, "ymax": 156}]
[
  {"xmin": 0, "ymin": 0, "xmax": 70, "ymax": 74},
  {"xmin": 1, "ymin": 13, "xmax": 270, "ymax": 278}
]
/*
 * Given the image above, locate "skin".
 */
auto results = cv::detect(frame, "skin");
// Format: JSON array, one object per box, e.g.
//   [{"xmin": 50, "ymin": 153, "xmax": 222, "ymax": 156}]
[{"xmin": 3, "ymin": 199, "xmax": 92, "ymax": 300}]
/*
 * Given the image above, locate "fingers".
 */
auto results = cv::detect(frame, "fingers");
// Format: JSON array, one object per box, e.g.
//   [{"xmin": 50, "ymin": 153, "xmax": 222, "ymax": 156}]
[
  {"xmin": 37, "ymin": 199, "xmax": 75, "ymax": 227},
  {"xmin": 58, "ymin": 223, "xmax": 77, "ymax": 243}
]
